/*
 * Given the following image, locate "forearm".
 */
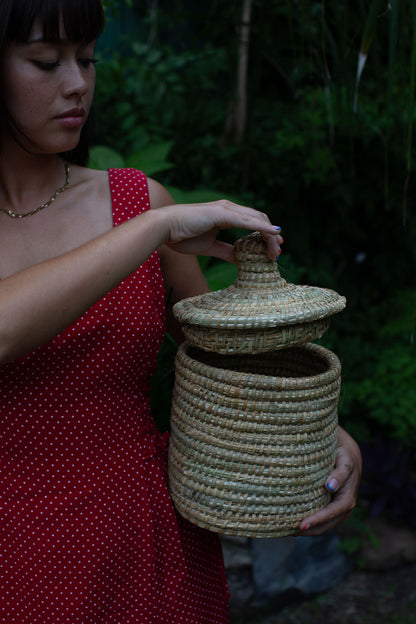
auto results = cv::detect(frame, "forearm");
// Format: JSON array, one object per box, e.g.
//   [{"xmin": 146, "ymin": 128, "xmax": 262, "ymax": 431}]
[
  {"xmin": 0, "ymin": 209, "xmax": 166, "ymax": 364},
  {"xmin": 0, "ymin": 194, "xmax": 281, "ymax": 364}
]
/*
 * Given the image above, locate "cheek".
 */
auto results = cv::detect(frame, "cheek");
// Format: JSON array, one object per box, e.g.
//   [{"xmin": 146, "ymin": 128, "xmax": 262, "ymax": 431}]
[
  {"xmin": 5, "ymin": 71, "xmax": 52, "ymax": 118},
  {"xmin": 4, "ymin": 70, "xmax": 27, "ymax": 105}
]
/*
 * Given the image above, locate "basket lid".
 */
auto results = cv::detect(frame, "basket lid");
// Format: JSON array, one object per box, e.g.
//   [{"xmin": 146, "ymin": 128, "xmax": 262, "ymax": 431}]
[{"xmin": 173, "ymin": 232, "xmax": 346, "ymax": 353}]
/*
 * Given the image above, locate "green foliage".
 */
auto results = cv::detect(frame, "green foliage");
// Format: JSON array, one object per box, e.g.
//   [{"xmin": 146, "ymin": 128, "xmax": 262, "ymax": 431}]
[
  {"xmin": 93, "ymin": 1, "xmax": 416, "ymax": 453},
  {"xmin": 89, "ymin": 142, "xmax": 174, "ymax": 176},
  {"xmin": 126, "ymin": 142, "xmax": 174, "ymax": 175},
  {"xmin": 202, "ymin": 261, "xmax": 238, "ymax": 292},
  {"xmin": 343, "ymin": 290, "xmax": 416, "ymax": 448},
  {"xmin": 89, "ymin": 145, "xmax": 125, "ymax": 170},
  {"xmin": 338, "ymin": 506, "xmax": 380, "ymax": 570},
  {"xmin": 94, "ymin": 39, "xmax": 228, "ymax": 162},
  {"xmin": 101, "ymin": 0, "xmax": 133, "ymax": 19}
]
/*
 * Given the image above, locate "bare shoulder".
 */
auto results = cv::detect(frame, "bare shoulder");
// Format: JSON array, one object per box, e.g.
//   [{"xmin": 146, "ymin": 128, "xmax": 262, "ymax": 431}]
[
  {"xmin": 70, "ymin": 165, "xmax": 109, "ymax": 196},
  {"xmin": 147, "ymin": 177, "xmax": 175, "ymax": 209}
]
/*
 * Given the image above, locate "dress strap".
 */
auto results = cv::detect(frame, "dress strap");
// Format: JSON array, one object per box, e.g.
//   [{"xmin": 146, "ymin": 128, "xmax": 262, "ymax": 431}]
[{"xmin": 108, "ymin": 168, "xmax": 150, "ymax": 226}]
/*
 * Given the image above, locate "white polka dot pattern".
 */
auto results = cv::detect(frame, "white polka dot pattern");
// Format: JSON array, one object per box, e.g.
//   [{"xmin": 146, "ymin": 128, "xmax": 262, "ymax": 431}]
[{"xmin": 0, "ymin": 169, "xmax": 230, "ymax": 623}]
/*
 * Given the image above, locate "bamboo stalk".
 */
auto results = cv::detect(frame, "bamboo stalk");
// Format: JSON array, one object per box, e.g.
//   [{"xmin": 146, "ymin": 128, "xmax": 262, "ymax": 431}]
[
  {"xmin": 321, "ymin": 0, "xmax": 334, "ymax": 146},
  {"xmin": 235, "ymin": 0, "xmax": 252, "ymax": 144},
  {"xmin": 353, "ymin": 0, "xmax": 383, "ymax": 113},
  {"xmin": 384, "ymin": 0, "xmax": 399, "ymax": 211}
]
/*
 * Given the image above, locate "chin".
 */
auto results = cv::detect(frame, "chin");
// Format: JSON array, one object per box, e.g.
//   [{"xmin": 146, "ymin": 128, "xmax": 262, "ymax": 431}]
[{"xmin": 48, "ymin": 133, "xmax": 82, "ymax": 155}]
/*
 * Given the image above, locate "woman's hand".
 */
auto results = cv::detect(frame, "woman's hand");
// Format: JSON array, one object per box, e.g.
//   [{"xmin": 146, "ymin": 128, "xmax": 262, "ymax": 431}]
[
  {"xmin": 156, "ymin": 199, "xmax": 283, "ymax": 262},
  {"xmin": 298, "ymin": 426, "xmax": 362, "ymax": 535}
]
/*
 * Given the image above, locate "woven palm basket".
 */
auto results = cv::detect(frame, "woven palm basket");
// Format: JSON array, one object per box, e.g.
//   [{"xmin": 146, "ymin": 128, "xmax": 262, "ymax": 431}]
[
  {"xmin": 168, "ymin": 342, "xmax": 341, "ymax": 537},
  {"xmin": 168, "ymin": 232, "xmax": 345, "ymax": 537}
]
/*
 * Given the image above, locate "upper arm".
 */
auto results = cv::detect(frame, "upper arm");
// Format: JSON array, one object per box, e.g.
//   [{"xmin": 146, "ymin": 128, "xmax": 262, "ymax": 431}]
[{"xmin": 147, "ymin": 177, "xmax": 210, "ymax": 340}]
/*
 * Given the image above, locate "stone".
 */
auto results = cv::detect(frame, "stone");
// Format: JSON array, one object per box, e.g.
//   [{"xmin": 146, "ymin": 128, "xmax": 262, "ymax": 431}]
[
  {"xmin": 251, "ymin": 532, "xmax": 350, "ymax": 606},
  {"xmin": 221, "ymin": 535, "xmax": 252, "ymax": 569}
]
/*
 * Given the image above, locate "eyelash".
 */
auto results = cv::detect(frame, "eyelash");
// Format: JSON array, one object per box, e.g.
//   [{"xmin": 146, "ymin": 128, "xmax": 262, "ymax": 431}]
[
  {"xmin": 80, "ymin": 58, "xmax": 98, "ymax": 68},
  {"xmin": 34, "ymin": 58, "xmax": 98, "ymax": 71}
]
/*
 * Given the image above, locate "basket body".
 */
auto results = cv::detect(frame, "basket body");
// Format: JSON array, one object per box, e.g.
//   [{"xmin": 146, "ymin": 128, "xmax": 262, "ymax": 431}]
[{"xmin": 168, "ymin": 342, "xmax": 341, "ymax": 538}]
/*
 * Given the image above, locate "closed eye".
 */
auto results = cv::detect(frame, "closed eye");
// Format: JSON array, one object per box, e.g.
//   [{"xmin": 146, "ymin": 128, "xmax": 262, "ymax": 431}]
[
  {"xmin": 78, "ymin": 58, "xmax": 98, "ymax": 68},
  {"xmin": 33, "ymin": 60, "xmax": 60, "ymax": 71}
]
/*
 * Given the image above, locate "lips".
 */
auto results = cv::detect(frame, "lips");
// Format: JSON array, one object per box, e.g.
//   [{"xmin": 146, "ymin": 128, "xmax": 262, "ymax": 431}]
[
  {"xmin": 56, "ymin": 107, "xmax": 85, "ymax": 119},
  {"xmin": 55, "ymin": 108, "xmax": 86, "ymax": 128}
]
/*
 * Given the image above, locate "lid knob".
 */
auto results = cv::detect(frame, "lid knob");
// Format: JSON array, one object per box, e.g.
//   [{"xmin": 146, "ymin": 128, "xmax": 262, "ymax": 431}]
[{"xmin": 234, "ymin": 232, "xmax": 287, "ymax": 290}]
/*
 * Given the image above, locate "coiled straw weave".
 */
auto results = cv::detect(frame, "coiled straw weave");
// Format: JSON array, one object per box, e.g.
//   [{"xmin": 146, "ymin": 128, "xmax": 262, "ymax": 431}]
[
  {"xmin": 173, "ymin": 232, "xmax": 346, "ymax": 354},
  {"xmin": 168, "ymin": 342, "xmax": 341, "ymax": 537}
]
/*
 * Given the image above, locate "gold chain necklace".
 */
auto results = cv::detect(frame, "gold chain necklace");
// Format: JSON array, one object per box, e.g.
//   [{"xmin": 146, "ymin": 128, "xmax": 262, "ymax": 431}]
[{"xmin": 1, "ymin": 161, "xmax": 70, "ymax": 219}]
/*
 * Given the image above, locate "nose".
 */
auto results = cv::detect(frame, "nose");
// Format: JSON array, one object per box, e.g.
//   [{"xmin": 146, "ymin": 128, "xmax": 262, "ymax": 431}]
[{"xmin": 62, "ymin": 61, "xmax": 90, "ymax": 98}]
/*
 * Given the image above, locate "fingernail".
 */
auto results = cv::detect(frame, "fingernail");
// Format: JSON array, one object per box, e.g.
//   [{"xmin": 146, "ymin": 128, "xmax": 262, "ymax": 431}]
[
  {"xmin": 275, "ymin": 226, "xmax": 281, "ymax": 231},
  {"xmin": 327, "ymin": 478, "xmax": 338, "ymax": 492},
  {"xmin": 301, "ymin": 522, "xmax": 311, "ymax": 531},
  {"xmin": 280, "ymin": 237, "xmax": 285, "ymax": 243}
]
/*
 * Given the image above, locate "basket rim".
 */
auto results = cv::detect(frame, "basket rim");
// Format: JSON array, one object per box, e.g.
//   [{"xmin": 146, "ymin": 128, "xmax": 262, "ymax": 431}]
[{"xmin": 176, "ymin": 342, "xmax": 341, "ymax": 391}]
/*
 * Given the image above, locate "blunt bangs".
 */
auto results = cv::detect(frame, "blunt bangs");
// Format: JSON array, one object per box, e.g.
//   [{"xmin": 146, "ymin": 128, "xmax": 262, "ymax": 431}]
[{"xmin": 5, "ymin": 0, "xmax": 105, "ymax": 45}]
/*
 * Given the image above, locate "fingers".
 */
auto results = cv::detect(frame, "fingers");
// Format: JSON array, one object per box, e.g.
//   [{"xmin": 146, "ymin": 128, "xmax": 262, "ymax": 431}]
[
  {"xmin": 211, "ymin": 199, "xmax": 281, "ymax": 237},
  {"xmin": 162, "ymin": 198, "xmax": 284, "ymax": 259},
  {"xmin": 297, "ymin": 428, "xmax": 362, "ymax": 536},
  {"xmin": 211, "ymin": 201, "xmax": 284, "ymax": 260},
  {"xmin": 262, "ymin": 229, "xmax": 284, "ymax": 261},
  {"xmin": 325, "ymin": 462, "xmax": 354, "ymax": 497},
  {"xmin": 331, "ymin": 428, "xmax": 362, "ymax": 499},
  {"xmin": 196, "ymin": 200, "xmax": 284, "ymax": 260},
  {"xmin": 298, "ymin": 484, "xmax": 356, "ymax": 536},
  {"xmin": 206, "ymin": 240, "xmax": 237, "ymax": 263}
]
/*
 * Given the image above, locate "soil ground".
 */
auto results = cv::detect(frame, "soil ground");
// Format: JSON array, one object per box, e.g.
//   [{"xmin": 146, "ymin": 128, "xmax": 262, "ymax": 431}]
[{"xmin": 231, "ymin": 561, "xmax": 416, "ymax": 624}]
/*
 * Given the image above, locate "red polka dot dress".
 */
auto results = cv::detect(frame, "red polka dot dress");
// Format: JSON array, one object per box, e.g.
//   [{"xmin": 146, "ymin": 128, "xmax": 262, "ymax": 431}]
[{"xmin": 0, "ymin": 169, "xmax": 230, "ymax": 623}]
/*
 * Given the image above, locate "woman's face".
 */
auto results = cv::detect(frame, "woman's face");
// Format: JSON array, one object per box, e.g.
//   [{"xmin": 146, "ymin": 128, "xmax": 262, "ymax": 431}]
[{"xmin": 1, "ymin": 18, "xmax": 97, "ymax": 155}]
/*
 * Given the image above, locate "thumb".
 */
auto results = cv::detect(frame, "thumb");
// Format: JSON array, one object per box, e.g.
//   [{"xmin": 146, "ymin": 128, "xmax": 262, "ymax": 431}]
[{"xmin": 206, "ymin": 240, "xmax": 236, "ymax": 262}]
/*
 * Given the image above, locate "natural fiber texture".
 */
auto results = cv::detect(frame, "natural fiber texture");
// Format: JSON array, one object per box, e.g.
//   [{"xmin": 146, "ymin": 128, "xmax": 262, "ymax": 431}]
[
  {"xmin": 173, "ymin": 232, "xmax": 346, "ymax": 354},
  {"xmin": 168, "ymin": 342, "xmax": 341, "ymax": 538}
]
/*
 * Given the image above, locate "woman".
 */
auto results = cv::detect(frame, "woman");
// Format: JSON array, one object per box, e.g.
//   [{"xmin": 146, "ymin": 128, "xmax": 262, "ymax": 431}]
[{"xmin": 0, "ymin": 0, "xmax": 361, "ymax": 622}]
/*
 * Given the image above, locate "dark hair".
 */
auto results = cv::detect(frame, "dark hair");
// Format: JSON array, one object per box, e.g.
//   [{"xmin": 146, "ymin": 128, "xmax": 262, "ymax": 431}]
[{"xmin": 0, "ymin": 0, "xmax": 105, "ymax": 165}]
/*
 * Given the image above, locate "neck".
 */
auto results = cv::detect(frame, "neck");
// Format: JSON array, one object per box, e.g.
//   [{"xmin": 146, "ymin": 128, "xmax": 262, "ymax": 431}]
[{"xmin": 0, "ymin": 149, "xmax": 67, "ymax": 214}]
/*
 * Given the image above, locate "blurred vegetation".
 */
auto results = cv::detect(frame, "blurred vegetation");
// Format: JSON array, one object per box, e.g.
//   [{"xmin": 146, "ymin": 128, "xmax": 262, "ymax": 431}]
[{"xmin": 95, "ymin": 1, "xmax": 416, "ymax": 475}]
